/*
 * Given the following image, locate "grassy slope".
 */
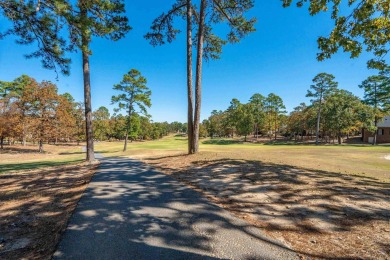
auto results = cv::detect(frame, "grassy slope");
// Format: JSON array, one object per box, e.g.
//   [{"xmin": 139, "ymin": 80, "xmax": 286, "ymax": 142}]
[{"xmin": 96, "ymin": 135, "xmax": 390, "ymax": 181}]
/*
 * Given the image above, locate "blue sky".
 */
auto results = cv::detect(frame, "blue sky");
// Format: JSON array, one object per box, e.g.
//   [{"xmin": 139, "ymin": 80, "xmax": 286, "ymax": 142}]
[{"xmin": 0, "ymin": 1, "xmax": 378, "ymax": 122}]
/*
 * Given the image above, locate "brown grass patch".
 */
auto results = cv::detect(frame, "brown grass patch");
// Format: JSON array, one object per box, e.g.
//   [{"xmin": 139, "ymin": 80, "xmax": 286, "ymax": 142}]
[
  {"xmin": 0, "ymin": 162, "xmax": 97, "ymax": 259},
  {"xmin": 143, "ymin": 152, "xmax": 390, "ymax": 260}
]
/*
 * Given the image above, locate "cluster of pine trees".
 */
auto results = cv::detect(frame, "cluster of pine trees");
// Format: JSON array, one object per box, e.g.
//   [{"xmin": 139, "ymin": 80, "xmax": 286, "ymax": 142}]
[{"xmin": 201, "ymin": 72, "xmax": 390, "ymax": 144}]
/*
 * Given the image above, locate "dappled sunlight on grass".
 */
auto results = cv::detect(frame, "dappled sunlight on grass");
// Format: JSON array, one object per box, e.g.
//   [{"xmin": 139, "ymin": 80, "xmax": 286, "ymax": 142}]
[
  {"xmin": 143, "ymin": 152, "xmax": 390, "ymax": 259},
  {"xmin": 98, "ymin": 135, "xmax": 390, "ymax": 181}
]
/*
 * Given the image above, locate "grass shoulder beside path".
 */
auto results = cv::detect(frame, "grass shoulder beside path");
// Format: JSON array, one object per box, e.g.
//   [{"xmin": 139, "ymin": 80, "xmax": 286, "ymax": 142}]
[
  {"xmin": 96, "ymin": 135, "xmax": 390, "ymax": 181},
  {"xmin": 0, "ymin": 144, "xmax": 85, "ymax": 173}
]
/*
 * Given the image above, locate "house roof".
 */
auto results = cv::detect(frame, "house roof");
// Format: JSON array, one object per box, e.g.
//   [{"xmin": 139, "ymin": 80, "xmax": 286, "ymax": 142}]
[{"xmin": 378, "ymin": 116, "xmax": 390, "ymax": 127}]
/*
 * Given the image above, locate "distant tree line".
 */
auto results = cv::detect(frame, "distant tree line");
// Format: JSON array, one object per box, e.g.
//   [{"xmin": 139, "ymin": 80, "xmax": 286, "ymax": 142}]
[
  {"xmin": 92, "ymin": 106, "xmax": 186, "ymax": 143},
  {"xmin": 0, "ymin": 75, "xmax": 185, "ymax": 152},
  {"xmin": 200, "ymin": 72, "xmax": 389, "ymax": 144}
]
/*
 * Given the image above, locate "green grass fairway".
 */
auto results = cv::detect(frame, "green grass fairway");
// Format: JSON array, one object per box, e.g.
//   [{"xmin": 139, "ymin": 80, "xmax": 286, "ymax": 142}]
[
  {"xmin": 0, "ymin": 144, "xmax": 85, "ymax": 173},
  {"xmin": 95, "ymin": 135, "xmax": 390, "ymax": 181}
]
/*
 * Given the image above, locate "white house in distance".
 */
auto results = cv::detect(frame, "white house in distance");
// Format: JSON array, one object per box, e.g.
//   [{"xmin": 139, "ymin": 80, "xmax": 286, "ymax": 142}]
[{"xmin": 362, "ymin": 116, "xmax": 390, "ymax": 143}]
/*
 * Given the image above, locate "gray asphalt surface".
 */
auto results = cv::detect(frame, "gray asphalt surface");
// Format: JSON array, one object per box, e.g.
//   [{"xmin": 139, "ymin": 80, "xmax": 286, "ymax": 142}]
[{"xmin": 53, "ymin": 157, "xmax": 298, "ymax": 260}]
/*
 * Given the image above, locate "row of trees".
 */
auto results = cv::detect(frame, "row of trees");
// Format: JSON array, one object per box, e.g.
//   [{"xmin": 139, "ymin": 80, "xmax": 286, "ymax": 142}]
[
  {"xmin": 202, "ymin": 93, "xmax": 287, "ymax": 141},
  {"xmin": 92, "ymin": 106, "xmax": 184, "ymax": 143},
  {"xmin": 0, "ymin": 75, "xmax": 181, "ymax": 152},
  {"xmin": 0, "ymin": 75, "xmax": 82, "ymax": 152},
  {"xmin": 201, "ymin": 72, "xmax": 389, "ymax": 144},
  {"xmin": 2, "ymin": 0, "xmax": 390, "ymax": 160}
]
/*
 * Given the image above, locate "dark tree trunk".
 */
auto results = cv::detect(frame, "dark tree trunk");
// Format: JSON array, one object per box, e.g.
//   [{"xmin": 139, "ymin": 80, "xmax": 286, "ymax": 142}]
[
  {"xmin": 39, "ymin": 139, "xmax": 43, "ymax": 153},
  {"xmin": 374, "ymin": 116, "xmax": 378, "ymax": 145},
  {"xmin": 373, "ymin": 82, "xmax": 378, "ymax": 145},
  {"xmin": 316, "ymin": 106, "xmax": 321, "ymax": 145},
  {"xmin": 274, "ymin": 114, "xmax": 277, "ymax": 140},
  {"xmin": 22, "ymin": 126, "xmax": 26, "ymax": 146},
  {"xmin": 124, "ymin": 132, "xmax": 129, "ymax": 151},
  {"xmin": 193, "ymin": 0, "xmax": 206, "ymax": 154},
  {"xmin": 187, "ymin": 0, "xmax": 195, "ymax": 154},
  {"xmin": 123, "ymin": 109, "xmax": 132, "ymax": 152},
  {"xmin": 0, "ymin": 136, "xmax": 4, "ymax": 150},
  {"xmin": 81, "ymin": 8, "xmax": 95, "ymax": 163}
]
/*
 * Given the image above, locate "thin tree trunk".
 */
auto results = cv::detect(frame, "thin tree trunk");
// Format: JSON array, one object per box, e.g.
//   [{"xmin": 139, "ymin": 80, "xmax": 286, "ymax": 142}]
[
  {"xmin": 39, "ymin": 139, "xmax": 43, "ymax": 153},
  {"xmin": 124, "ymin": 132, "xmax": 129, "ymax": 151},
  {"xmin": 338, "ymin": 131, "xmax": 341, "ymax": 144},
  {"xmin": 22, "ymin": 125, "xmax": 26, "ymax": 146},
  {"xmin": 274, "ymin": 114, "xmax": 277, "ymax": 140},
  {"xmin": 123, "ymin": 109, "xmax": 132, "ymax": 152},
  {"xmin": 0, "ymin": 136, "xmax": 3, "ymax": 150},
  {"xmin": 316, "ymin": 104, "xmax": 322, "ymax": 145},
  {"xmin": 373, "ymin": 83, "xmax": 378, "ymax": 145},
  {"xmin": 374, "ymin": 116, "xmax": 378, "ymax": 145},
  {"xmin": 81, "ymin": 8, "xmax": 95, "ymax": 163},
  {"xmin": 193, "ymin": 0, "xmax": 206, "ymax": 154},
  {"xmin": 187, "ymin": 0, "xmax": 194, "ymax": 154}
]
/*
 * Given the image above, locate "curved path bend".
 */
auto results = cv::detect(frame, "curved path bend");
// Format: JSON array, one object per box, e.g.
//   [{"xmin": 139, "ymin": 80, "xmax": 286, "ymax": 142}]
[{"xmin": 54, "ymin": 157, "xmax": 298, "ymax": 260}]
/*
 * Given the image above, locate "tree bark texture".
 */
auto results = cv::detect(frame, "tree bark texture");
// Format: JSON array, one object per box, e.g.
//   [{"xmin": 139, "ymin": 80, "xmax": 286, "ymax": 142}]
[
  {"xmin": 193, "ymin": 0, "xmax": 207, "ymax": 154},
  {"xmin": 81, "ymin": 7, "xmax": 95, "ymax": 163},
  {"xmin": 187, "ymin": 0, "xmax": 194, "ymax": 154}
]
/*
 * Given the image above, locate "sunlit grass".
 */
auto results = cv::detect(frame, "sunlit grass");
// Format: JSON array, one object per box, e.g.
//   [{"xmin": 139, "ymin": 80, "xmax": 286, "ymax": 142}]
[
  {"xmin": 2, "ymin": 135, "xmax": 389, "ymax": 180},
  {"xmin": 0, "ymin": 144, "xmax": 85, "ymax": 173},
  {"xmin": 95, "ymin": 135, "xmax": 390, "ymax": 181}
]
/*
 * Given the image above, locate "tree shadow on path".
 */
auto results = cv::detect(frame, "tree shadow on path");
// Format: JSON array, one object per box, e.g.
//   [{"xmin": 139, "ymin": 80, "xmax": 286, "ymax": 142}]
[{"xmin": 54, "ymin": 157, "xmax": 299, "ymax": 260}]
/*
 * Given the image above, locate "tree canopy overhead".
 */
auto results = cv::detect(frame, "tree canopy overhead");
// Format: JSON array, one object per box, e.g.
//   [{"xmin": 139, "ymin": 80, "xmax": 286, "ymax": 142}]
[
  {"xmin": 145, "ymin": 0, "xmax": 256, "ymax": 154},
  {"xmin": 1, "ymin": 0, "xmax": 70, "ymax": 75},
  {"xmin": 282, "ymin": 0, "xmax": 390, "ymax": 70}
]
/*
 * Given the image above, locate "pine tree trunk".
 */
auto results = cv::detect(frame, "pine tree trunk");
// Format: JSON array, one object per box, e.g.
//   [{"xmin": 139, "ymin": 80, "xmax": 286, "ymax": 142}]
[
  {"xmin": 274, "ymin": 114, "xmax": 277, "ymax": 140},
  {"xmin": 81, "ymin": 8, "xmax": 95, "ymax": 163},
  {"xmin": 39, "ymin": 139, "xmax": 43, "ymax": 153},
  {"xmin": 186, "ymin": 0, "xmax": 194, "ymax": 154},
  {"xmin": 123, "ymin": 109, "xmax": 132, "ymax": 152},
  {"xmin": 338, "ymin": 131, "xmax": 341, "ymax": 144},
  {"xmin": 124, "ymin": 132, "xmax": 128, "ymax": 151},
  {"xmin": 193, "ymin": 0, "xmax": 206, "ymax": 154},
  {"xmin": 373, "ymin": 83, "xmax": 377, "ymax": 145},
  {"xmin": 316, "ymin": 105, "xmax": 322, "ymax": 145},
  {"xmin": 22, "ymin": 125, "xmax": 26, "ymax": 146},
  {"xmin": 373, "ymin": 116, "xmax": 378, "ymax": 145}
]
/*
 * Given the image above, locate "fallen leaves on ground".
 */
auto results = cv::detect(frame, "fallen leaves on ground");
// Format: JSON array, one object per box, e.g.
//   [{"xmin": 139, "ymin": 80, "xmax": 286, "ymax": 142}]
[
  {"xmin": 143, "ymin": 151, "xmax": 390, "ymax": 260},
  {"xmin": 0, "ymin": 162, "xmax": 97, "ymax": 259}
]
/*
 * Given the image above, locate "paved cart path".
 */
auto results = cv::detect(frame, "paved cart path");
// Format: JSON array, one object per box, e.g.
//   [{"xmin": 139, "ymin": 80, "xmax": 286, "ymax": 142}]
[{"xmin": 54, "ymin": 157, "xmax": 298, "ymax": 260}]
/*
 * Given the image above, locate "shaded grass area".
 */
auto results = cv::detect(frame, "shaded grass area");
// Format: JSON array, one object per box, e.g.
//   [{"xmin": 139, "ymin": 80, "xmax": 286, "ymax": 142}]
[
  {"xmin": 0, "ymin": 163, "xmax": 97, "ymax": 259},
  {"xmin": 143, "ymin": 154, "xmax": 390, "ymax": 259},
  {"xmin": 202, "ymin": 139, "xmax": 242, "ymax": 145},
  {"xmin": 0, "ymin": 159, "xmax": 84, "ymax": 173}
]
